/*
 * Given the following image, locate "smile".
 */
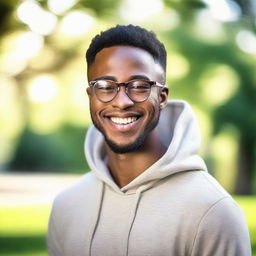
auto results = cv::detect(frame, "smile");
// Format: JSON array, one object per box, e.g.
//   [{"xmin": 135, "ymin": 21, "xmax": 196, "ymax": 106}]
[{"xmin": 110, "ymin": 116, "xmax": 138, "ymax": 125}]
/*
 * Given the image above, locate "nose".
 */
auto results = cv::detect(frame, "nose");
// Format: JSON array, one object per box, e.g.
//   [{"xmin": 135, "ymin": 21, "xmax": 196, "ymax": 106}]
[{"xmin": 111, "ymin": 86, "xmax": 134, "ymax": 109}]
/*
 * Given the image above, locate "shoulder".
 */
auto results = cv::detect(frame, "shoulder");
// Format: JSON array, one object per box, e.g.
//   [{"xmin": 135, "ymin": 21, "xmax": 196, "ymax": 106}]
[
  {"xmin": 49, "ymin": 171, "xmax": 102, "ymax": 232},
  {"xmin": 178, "ymin": 171, "xmax": 252, "ymax": 255},
  {"xmin": 48, "ymin": 172, "xmax": 101, "ymax": 255},
  {"xmin": 173, "ymin": 170, "xmax": 232, "ymax": 205},
  {"xmin": 52, "ymin": 171, "xmax": 100, "ymax": 209},
  {"xmin": 162, "ymin": 170, "xmax": 231, "ymax": 206},
  {"xmin": 163, "ymin": 170, "xmax": 249, "ymax": 229},
  {"xmin": 190, "ymin": 196, "xmax": 251, "ymax": 255},
  {"xmin": 181, "ymin": 171, "xmax": 247, "ymax": 219}
]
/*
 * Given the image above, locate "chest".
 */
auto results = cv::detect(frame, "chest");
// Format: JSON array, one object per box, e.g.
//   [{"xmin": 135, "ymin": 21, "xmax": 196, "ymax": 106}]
[{"xmin": 90, "ymin": 187, "xmax": 198, "ymax": 256}]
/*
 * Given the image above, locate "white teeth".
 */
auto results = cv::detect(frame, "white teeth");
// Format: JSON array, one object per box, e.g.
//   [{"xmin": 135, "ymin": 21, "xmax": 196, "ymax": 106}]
[{"xmin": 110, "ymin": 116, "xmax": 137, "ymax": 124}]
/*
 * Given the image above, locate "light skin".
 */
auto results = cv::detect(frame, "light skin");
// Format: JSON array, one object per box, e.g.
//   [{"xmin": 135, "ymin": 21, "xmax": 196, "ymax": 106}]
[{"xmin": 87, "ymin": 46, "xmax": 169, "ymax": 188}]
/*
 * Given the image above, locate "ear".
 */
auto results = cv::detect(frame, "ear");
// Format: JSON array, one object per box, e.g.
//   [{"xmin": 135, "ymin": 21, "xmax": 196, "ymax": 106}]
[
  {"xmin": 86, "ymin": 87, "xmax": 92, "ymax": 97},
  {"xmin": 159, "ymin": 87, "xmax": 169, "ymax": 110}
]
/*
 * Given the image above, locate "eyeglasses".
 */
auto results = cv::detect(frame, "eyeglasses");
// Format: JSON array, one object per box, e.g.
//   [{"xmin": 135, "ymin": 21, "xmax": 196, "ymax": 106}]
[{"xmin": 89, "ymin": 79, "xmax": 165, "ymax": 103}]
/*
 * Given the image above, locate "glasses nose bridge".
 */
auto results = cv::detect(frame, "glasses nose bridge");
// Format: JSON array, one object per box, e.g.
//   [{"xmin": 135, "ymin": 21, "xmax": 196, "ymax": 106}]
[
  {"xmin": 112, "ymin": 82, "xmax": 133, "ymax": 104},
  {"xmin": 116, "ymin": 82, "xmax": 129, "ymax": 94}
]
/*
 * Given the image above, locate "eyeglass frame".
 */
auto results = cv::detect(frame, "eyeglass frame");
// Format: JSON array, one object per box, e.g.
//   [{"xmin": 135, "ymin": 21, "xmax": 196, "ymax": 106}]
[{"xmin": 88, "ymin": 79, "xmax": 166, "ymax": 103}]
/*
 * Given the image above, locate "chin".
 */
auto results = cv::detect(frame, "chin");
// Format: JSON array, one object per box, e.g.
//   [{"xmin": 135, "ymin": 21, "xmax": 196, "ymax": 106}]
[{"xmin": 105, "ymin": 134, "xmax": 146, "ymax": 154}]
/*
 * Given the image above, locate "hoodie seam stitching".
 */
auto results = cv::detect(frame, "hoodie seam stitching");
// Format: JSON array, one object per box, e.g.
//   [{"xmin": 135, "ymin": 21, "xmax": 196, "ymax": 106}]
[
  {"xmin": 89, "ymin": 182, "xmax": 105, "ymax": 256},
  {"xmin": 189, "ymin": 196, "xmax": 230, "ymax": 256}
]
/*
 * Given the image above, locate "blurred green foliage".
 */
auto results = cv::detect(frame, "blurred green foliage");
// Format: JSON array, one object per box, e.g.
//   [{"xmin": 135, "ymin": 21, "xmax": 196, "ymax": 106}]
[
  {"xmin": 9, "ymin": 125, "xmax": 88, "ymax": 173},
  {"xmin": 78, "ymin": 0, "xmax": 122, "ymax": 16},
  {"xmin": 162, "ymin": 23, "xmax": 256, "ymax": 194}
]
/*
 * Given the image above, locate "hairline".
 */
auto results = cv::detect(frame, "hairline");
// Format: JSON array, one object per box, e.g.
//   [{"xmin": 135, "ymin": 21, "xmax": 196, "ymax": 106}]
[{"xmin": 87, "ymin": 45, "xmax": 166, "ymax": 83}]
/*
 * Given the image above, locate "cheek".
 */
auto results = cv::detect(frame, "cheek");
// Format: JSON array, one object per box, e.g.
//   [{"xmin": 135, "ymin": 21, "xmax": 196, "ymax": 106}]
[
  {"xmin": 89, "ymin": 96, "xmax": 101, "ymax": 113},
  {"xmin": 147, "ymin": 93, "xmax": 161, "ymax": 112},
  {"xmin": 89, "ymin": 100, "xmax": 101, "ymax": 122},
  {"xmin": 144, "ymin": 100, "xmax": 160, "ymax": 122}
]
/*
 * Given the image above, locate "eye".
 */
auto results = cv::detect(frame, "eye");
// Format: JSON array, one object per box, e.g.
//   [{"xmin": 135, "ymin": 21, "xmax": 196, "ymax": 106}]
[
  {"xmin": 129, "ymin": 81, "xmax": 151, "ymax": 92},
  {"xmin": 95, "ymin": 80, "xmax": 116, "ymax": 91}
]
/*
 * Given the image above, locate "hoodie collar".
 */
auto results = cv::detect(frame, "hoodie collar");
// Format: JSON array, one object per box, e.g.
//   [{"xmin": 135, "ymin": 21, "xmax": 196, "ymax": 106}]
[{"xmin": 85, "ymin": 100, "xmax": 207, "ymax": 193}]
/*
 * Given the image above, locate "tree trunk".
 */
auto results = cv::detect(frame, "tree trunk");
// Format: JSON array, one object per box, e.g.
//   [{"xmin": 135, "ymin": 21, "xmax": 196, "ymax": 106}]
[{"xmin": 234, "ymin": 137, "xmax": 255, "ymax": 194}]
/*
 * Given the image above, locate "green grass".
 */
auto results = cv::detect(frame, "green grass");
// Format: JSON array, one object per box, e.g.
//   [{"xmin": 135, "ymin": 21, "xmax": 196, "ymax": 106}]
[
  {"xmin": 234, "ymin": 196, "xmax": 256, "ymax": 255},
  {"xmin": 0, "ymin": 197, "xmax": 255, "ymax": 255},
  {"xmin": 0, "ymin": 205, "xmax": 51, "ymax": 256}
]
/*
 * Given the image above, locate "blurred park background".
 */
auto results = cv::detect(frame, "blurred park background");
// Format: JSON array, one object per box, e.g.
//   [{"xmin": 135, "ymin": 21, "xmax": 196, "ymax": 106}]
[{"xmin": 0, "ymin": 0, "xmax": 255, "ymax": 255}]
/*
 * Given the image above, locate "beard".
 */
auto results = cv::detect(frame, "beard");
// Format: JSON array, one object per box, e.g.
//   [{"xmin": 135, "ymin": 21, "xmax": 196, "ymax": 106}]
[
  {"xmin": 92, "ymin": 109, "xmax": 160, "ymax": 154},
  {"xmin": 104, "ymin": 123, "xmax": 155, "ymax": 154}
]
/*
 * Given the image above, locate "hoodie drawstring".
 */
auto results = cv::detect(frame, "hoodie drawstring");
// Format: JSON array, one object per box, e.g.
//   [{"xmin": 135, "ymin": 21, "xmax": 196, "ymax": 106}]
[
  {"xmin": 125, "ymin": 188, "xmax": 144, "ymax": 256},
  {"xmin": 87, "ymin": 182, "xmax": 105, "ymax": 256}
]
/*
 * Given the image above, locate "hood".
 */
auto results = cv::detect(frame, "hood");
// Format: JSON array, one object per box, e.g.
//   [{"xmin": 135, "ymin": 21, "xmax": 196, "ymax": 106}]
[{"xmin": 84, "ymin": 100, "xmax": 207, "ymax": 193}]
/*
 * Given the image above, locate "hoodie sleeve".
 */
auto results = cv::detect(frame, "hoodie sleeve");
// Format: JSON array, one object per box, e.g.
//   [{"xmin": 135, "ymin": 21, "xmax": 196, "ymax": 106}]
[
  {"xmin": 47, "ymin": 199, "xmax": 63, "ymax": 256},
  {"xmin": 190, "ymin": 197, "xmax": 251, "ymax": 256}
]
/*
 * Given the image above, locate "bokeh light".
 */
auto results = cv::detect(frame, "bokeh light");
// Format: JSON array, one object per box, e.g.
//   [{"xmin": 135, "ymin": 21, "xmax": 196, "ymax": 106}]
[
  {"xmin": 203, "ymin": 0, "xmax": 241, "ymax": 22},
  {"xmin": 119, "ymin": 0, "xmax": 164, "ymax": 23},
  {"xmin": 0, "ymin": 32, "xmax": 44, "ymax": 76},
  {"xmin": 211, "ymin": 127, "xmax": 239, "ymax": 191},
  {"xmin": 59, "ymin": 10, "xmax": 95, "ymax": 36},
  {"xmin": 236, "ymin": 30, "xmax": 256, "ymax": 54},
  {"xmin": 195, "ymin": 10, "xmax": 226, "ymax": 42},
  {"xmin": 199, "ymin": 65, "xmax": 239, "ymax": 106},
  {"xmin": 16, "ymin": 32, "xmax": 44, "ymax": 59},
  {"xmin": 167, "ymin": 53, "xmax": 190, "ymax": 81},
  {"xmin": 27, "ymin": 75, "xmax": 59, "ymax": 103},
  {"xmin": 47, "ymin": 0, "xmax": 78, "ymax": 15},
  {"xmin": 17, "ymin": 0, "xmax": 57, "ymax": 35}
]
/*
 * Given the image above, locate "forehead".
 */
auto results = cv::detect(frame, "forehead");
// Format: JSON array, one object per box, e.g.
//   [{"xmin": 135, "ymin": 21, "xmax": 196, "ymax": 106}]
[{"xmin": 88, "ymin": 46, "xmax": 164, "ymax": 81}]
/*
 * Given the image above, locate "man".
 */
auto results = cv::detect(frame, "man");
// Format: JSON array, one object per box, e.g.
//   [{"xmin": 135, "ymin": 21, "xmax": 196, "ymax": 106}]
[{"xmin": 48, "ymin": 25, "xmax": 251, "ymax": 256}]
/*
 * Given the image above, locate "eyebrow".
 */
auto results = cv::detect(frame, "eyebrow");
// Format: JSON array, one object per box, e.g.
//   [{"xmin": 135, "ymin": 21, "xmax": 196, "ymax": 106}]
[
  {"xmin": 94, "ymin": 75, "xmax": 150, "ymax": 82},
  {"xmin": 129, "ymin": 75, "xmax": 150, "ymax": 81},
  {"xmin": 94, "ymin": 76, "xmax": 116, "ymax": 81}
]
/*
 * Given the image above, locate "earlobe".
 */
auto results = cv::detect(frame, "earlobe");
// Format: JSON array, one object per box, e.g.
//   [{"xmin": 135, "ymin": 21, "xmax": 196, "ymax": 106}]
[
  {"xmin": 86, "ymin": 87, "xmax": 91, "ymax": 97},
  {"xmin": 160, "ymin": 103, "xmax": 165, "ymax": 109},
  {"xmin": 160, "ymin": 102, "xmax": 167, "ymax": 110}
]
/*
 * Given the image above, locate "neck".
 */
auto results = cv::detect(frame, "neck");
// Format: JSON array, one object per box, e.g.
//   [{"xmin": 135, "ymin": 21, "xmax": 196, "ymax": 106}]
[{"xmin": 105, "ymin": 129, "xmax": 166, "ymax": 188}]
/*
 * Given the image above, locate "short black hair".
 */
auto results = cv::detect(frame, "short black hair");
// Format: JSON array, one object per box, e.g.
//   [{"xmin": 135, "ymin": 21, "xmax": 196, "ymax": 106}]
[{"xmin": 86, "ymin": 24, "xmax": 166, "ymax": 73}]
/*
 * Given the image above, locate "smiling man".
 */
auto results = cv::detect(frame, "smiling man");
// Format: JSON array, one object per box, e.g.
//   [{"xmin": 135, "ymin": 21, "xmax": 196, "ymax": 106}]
[{"xmin": 48, "ymin": 25, "xmax": 251, "ymax": 256}]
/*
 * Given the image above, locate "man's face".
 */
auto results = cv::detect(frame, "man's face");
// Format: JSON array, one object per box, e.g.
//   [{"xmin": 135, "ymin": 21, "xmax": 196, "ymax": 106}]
[{"xmin": 87, "ymin": 46, "xmax": 168, "ymax": 154}]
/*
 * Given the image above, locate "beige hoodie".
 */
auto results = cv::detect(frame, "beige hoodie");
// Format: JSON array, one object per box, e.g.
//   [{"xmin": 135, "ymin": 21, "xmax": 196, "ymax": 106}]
[{"xmin": 48, "ymin": 100, "xmax": 251, "ymax": 256}]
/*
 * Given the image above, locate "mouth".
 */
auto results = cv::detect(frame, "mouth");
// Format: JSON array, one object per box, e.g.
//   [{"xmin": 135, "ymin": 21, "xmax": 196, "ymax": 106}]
[
  {"xmin": 103, "ymin": 113, "xmax": 142, "ymax": 133},
  {"xmin": 110, "ymin": 116, "xmax": 138, "ymax": 125}
]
